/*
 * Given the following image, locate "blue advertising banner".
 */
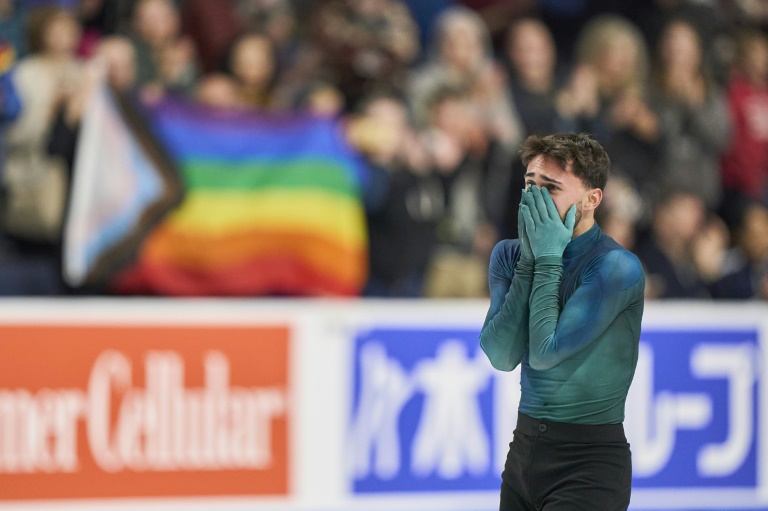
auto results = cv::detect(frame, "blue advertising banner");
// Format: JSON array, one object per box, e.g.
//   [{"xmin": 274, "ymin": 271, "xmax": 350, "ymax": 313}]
[
  {"xmin": 628, "ymin": 330, "xmax": 759, "ymax": 487},
  {"xmin": 349, "ymin": 325, "xmax": 768, "ymax": 509},
  {"xmin": 627, "ymin": 328, "xmax": 767, "ymax": 509},
  {"xmin": 349, "ymin": 328, "xmax": 499, "ymax": 493}
]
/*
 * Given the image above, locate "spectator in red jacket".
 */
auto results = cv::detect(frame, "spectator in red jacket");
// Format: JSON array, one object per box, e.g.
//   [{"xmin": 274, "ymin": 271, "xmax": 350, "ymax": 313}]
[{"xmin": 720, "ymin": 29, "xmax": 768, "ymax": 206}]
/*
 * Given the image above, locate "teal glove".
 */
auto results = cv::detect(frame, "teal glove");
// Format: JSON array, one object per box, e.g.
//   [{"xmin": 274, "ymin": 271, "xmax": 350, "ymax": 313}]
[
  {"xmin": 520, "ymin": 186, "xmax": 576, "ymax": 259},
  {"xmin": 517, "ymin": 196, "xmax": 534, "ymax": 264}
]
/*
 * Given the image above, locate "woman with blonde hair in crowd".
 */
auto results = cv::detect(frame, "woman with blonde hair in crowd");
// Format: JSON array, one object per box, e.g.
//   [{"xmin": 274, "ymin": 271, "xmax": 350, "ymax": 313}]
[
  {"xmin": 558, "ymin": 15, "xmax": 662, "ymax": 215},
  {"xmin": 410, "ymin": 5, "xmax": 523, "ymax": 150},
  {"xmin": 406, "ymin": 7, "xmax": 525, "ymax": 298}
]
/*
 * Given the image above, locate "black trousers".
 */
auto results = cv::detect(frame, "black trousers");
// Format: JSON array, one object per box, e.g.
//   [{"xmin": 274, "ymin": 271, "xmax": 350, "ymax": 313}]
[{"xmin": 500, "ymin": 413, "xmax": 632, "ymax": 510}]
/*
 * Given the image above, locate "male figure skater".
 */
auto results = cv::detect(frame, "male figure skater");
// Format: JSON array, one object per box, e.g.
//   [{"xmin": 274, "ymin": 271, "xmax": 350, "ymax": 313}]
[{"xmin": 480, "ymin": 132, "xmax": 645, "ymax": 510}]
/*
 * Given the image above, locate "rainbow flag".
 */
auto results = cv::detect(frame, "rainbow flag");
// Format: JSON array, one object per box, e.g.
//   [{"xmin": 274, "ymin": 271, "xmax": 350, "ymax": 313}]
[{"xmin": 68, "ymin": 90, "xmax": 369, "ymax": 296}]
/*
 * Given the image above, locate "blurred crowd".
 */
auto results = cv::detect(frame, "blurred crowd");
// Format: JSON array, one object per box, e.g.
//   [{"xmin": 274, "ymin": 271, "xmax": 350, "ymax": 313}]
[{"xmin": 0, "ymin": 0, "xmax": 768, "ymax": 300}]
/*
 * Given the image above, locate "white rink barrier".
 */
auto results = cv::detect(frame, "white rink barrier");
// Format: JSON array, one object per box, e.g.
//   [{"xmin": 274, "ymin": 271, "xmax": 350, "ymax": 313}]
[{"xmin": 0, "ymin": 299, "xmax": 766, "ymax": 511}]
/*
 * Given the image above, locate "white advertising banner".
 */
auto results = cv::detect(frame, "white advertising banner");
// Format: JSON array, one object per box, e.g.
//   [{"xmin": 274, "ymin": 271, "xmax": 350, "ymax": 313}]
[{"xmin": 0, "ymin": 299, "xmax": 765, "ymax": 510}]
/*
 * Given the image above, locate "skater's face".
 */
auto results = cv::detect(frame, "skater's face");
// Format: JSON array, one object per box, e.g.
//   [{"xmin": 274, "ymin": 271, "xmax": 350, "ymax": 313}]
[{"xmin": 524, "ymin": 155, "xmax": 602, "ymax": 234}]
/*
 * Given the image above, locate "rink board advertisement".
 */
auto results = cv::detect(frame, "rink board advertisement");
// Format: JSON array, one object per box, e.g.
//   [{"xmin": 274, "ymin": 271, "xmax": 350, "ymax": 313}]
[
  {"xmin": 0, "ymin": 300, "xmax": 766, "ymax": 510},
  {"xmin": 349, "ymin": 328, "xmax": 502, "ymax": 494},
  {"xmin": 0, "ymin": 320, "xmax": 290, "ymax": 500}
]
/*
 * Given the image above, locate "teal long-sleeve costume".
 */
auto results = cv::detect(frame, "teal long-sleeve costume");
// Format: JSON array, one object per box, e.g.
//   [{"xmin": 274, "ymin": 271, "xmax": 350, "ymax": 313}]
[{"xmin": 480, "ymin": 224, "xmax": 645, "ymax": 424}]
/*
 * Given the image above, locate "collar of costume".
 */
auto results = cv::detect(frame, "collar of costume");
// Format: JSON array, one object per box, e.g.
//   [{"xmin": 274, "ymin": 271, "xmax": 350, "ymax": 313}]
[{"xmin": 563, "ymin": 223, "xmax": 601, "ymax": 261}]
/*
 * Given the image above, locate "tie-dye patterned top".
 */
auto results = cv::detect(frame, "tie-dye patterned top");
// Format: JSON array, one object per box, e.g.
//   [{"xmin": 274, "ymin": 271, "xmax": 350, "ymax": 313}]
[{"xmin": 480, "ymin": 223, "xmax": 645, "ymax": 425}]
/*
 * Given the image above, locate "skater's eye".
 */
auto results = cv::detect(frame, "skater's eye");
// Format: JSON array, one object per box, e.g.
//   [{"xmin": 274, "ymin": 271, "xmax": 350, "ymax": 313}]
[{"xmin": 525, "ymin": 181, "xmax": 559, "ymax": 193}]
